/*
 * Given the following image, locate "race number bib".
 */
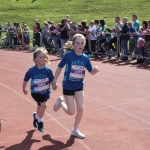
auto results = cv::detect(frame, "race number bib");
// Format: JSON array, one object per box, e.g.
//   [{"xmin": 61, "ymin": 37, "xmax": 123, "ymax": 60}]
[
  {"xmin": 33, "ymin": 78, "xmax": 49, "ymax": 92},
  {"xmin": 69, "ymin": 65, "xmax": 85, "ymax": 81}
]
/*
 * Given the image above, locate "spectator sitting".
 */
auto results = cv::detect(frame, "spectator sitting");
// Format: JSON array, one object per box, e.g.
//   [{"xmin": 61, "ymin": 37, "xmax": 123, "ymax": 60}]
[
  {"xmin": 135, "ymin": 37, "xmax": 145, "ymax": 58},
  {"xmin": 101, "ymin": 27, "xmax": 111, "ymax": 58}
]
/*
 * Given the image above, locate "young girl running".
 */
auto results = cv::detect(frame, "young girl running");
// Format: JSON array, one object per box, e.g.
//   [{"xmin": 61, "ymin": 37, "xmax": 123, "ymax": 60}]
[
  {"xmin": 53, "ymin": 34, "xmax": 99, "ymax": 139},
  {"xmin": 22, "ymin": 47, "xmax": 55, "ymax": 132}
]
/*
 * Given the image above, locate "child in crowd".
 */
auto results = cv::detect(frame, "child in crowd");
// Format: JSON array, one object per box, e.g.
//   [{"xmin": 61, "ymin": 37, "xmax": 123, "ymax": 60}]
[
  {"xmin": 135, "ymin": 37, "xmax": 145, "ymax": 58},
  {"xmin": 101, "ymin": 27, "xmax": 111, "ymax": 58},
  {"xmin": 53, "ymin": 34, "xmax": 99, "ymax": 139},
  {"xmin": 127, "ymin": 22, "xmax": 136, "ymax": 58},
  {"xmin": 22, "ymin": 47, "xmax": 56, "ymax": 132},
  {"xmin": 66, "ymin": 15, "xmax": 70, "ymax": 23}
]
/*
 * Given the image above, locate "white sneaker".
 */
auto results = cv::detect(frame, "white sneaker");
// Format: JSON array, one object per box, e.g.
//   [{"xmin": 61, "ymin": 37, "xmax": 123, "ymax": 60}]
[
  {"xmin": 71, "ymin": 129, "xmax": 85, "ymax": 139},
  {"xmin": 53, "ymin": 96, "xmax": 63, "ymax": 112}
]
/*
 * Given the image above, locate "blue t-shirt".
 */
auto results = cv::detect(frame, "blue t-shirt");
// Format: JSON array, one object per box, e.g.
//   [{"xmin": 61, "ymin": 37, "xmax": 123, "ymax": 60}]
[
  {"xmin": 105, "ymin": 33, "xmax": 111, "ymax": 42},
  {"xmin": 24, "ymin": 65, "xmax": 54, "ymax": 99},
  {"xmin": 128, "ymin": 27, "xmax": 136, "ymax": 38},
  {"xmin": 58, "ymin": 51, "xmax": 93, "ymax": 90}
]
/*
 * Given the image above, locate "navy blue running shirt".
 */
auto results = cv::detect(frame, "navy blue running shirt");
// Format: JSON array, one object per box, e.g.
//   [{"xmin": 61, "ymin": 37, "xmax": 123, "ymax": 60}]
[
  {"xmin": 58, "ymin": 51, "xmax": 93, "ymax": 90},
  {"xmin": 24, "ymin": 65, "xmax": 54, "ymax": 99}
]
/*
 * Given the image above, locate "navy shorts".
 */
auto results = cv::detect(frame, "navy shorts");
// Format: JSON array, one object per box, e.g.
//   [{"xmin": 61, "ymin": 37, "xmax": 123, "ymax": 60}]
[
  {"xmin": 63, "ymin": 87, "xmax": 83, "ymax": 96},
  {"xmin": 31, "ymin": 93, "xmax": 47, "ymax": 106}
]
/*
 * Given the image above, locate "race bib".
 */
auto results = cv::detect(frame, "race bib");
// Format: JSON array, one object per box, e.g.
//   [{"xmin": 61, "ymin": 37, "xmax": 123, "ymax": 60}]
[
  {"xmin": 69, "ymin": 65, "xmax": 85, "ymax": 81},
  {"xmin": 33, "ymin": 78, "xmax": 49, "ymax": 92}
]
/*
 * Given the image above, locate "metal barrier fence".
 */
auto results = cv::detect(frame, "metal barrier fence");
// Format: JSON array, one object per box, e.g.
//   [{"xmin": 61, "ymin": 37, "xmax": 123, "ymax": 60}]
[{"xmin": 1, "ymin": 30, "xmax": 150, "ymax": 64}]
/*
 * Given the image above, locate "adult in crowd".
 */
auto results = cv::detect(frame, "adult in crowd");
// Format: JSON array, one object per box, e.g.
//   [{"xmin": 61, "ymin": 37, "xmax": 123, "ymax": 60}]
[
  {"xmin": 5, "ymin": 21, "xmax": 13, "ymax": 47},
  {"xmin": 120, "ymin": 17, "xmax": 129, "ymax": 60},
  {"xmin": 99, "ymin": 19, "xmax": 107, "ymax": 52},
  {"xmin": 0, "ymin": 24, "xmax": 2, "ymax": 45},
  {"xmin": 42, "ymin": 21, "xmax": 50, "ymax": 51},
  {"xmin": 22, "ymin": 23, "xmax": 30, "ymax": 48},
  {"xmin": 47, "ymin": 21, "xmax": 58, "ymax": 52},
  {"xmin": 32, "ymin": 22, "xmax": 42, "ymax": 50},
  {"xmin": 144, "ymin": 21, "xmax": 150, "ymax": 57},
  {"xmin": 60, "ymin": 18, "xmax": 69, "ymax": 58},
  {"xmin": 80, "ymin": 21, "xmax": 89, "ymax": 51},
  {"xmin": 108, "ymin": 17, "xmax": 123, "ymax": 60},
  {"xmin": 132, "ymin": 14, "xmax": 140, "ymax": 54},
  {"xmin": 88, "ymin": 20, "xmax": 96, "ymax": 57}
]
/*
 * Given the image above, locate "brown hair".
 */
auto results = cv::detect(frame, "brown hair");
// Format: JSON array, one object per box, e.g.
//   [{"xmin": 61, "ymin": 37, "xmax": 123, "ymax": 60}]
[{"xmin": 33, "ymin": 47, "xmax": 50, "ymax": 64}]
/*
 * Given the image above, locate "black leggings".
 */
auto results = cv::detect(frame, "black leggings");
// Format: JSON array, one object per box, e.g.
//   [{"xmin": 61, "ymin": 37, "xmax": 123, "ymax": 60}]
[{"xmin": 90, "ymin": 40, "xmax": 96, "ymax": 52}]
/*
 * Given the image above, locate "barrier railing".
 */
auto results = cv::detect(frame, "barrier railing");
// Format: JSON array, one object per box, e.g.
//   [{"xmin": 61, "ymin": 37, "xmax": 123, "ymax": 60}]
[{"xmin": 1, "ymin": 29, "xmax": 150, "ymax": 65}]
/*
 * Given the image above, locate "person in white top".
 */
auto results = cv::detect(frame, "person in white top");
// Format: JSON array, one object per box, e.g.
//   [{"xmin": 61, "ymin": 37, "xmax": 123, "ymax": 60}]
[{"xmin": 88, "ymin": 20, "xmax": 97, "ymax": 57}]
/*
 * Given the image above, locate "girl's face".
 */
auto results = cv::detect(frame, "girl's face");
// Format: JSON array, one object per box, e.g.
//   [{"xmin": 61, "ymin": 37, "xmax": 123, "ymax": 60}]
[
  {"xmin": 34, "ymin": 52, "xmax": 48, "ymax": 66},
  {"xmin": 73, "ymin": 37, "xmax": 85, "ymax": 54}
]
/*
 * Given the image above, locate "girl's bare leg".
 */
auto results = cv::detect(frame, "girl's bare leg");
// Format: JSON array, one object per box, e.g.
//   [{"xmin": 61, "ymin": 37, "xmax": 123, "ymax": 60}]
[{"xmin": 73, "ymin": 90, "xmax": 84, "ymax": 130}]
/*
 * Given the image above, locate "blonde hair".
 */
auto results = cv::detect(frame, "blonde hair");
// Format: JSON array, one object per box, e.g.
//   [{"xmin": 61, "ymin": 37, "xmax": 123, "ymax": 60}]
[
  {"xmin": 64, "ymin": 41, "xmax": 74, "ymax": 52},
  {"xmin": 33, "ymin": 47, "xmax": 50, "ymax": 64},
  {"xmin": 72, "ymin": 34, "xmax": 86, "ymax": 46},
  {"xmin": 63, "ymin": 34, "xmax": 86, "ymax": 54}
]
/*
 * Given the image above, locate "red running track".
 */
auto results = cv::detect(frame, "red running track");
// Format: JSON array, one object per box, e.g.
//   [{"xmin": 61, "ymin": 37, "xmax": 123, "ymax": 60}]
[{"xmin": 0, "ymin": 49, "xmax": 150, "ymax": 150}]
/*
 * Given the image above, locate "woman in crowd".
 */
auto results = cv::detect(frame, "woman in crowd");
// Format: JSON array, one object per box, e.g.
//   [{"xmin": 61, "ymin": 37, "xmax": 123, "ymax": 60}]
[
  {"xmin": 33, "ymin": 22, "xmax": 42, "ymax": 51},
  {"xmin": 60, "ymin": 18, "xmax": 69, "ymax": 58},
  {"xmin": 42, "ymin": 21, "xmax": 50, "ymax": 52},
  {"xmin": 88, "ymin": 20, "xmax": 96, "ymax": 57}
]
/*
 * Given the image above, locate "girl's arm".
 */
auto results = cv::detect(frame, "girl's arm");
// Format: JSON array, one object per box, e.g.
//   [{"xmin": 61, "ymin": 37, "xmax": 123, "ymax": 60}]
[
  {"xmin": 22, "ymin": 81, "xmax": 28, "ymax": 95},
  {"xmin": 90, "ymin": 66, "xmax": 99, "ymax": 75},
  {"xmin": 54, "ymin": 67, "xmax": 62, "ymax": 82},
  {"xmin": 51, "ymin": 67, "xmax": 62, "ymax": 90}
]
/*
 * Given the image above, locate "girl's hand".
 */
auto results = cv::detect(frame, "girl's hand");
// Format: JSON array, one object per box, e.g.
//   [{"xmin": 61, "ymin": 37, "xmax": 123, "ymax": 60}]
[
  {"xmin": 51, "ymin": 81, "xmax": 58, "ymax": 90},
  {"xmin": 23, "ymin": 89, "xmax": 28, "ymax": 95},
  {"xmin": 92, "ymin": 66, "xmax": 99, "ymax": 74}
]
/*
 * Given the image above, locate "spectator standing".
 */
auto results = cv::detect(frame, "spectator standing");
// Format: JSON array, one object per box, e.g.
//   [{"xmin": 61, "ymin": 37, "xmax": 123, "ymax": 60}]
[
  {"xmin": 120, "ymin": 17, "xmax": 129, "ymax": 60},
  {"xmin": 88, "ymin": 20, "xmax": 97, "ymax": 57},
  {"xmin": 60, "ymin": 18, "xmax": 69, "ymax": 58},
  {"xmin": 108, "ymin": 17, "xmax": 123, "ymax": 60},
  {"xmin": 127, "ymin": 22, "xmax": 136, "ymax": 58},
  {"xmin": 47, "ymin": 21, "xmax": 58, "ymax": 52},
  {"xmin": 42, "ymin": 21, "xmax": 50, "ymax": 52}
]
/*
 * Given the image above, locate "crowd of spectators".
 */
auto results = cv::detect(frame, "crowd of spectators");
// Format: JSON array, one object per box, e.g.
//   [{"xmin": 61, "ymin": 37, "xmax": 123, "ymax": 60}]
[{"xmin": 0, "ymin": 14, "xmax": 150, "ymax": 61}]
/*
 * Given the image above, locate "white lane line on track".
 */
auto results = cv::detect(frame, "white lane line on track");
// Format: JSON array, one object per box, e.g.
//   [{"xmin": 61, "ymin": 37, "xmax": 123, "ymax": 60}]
[
  {"xmin": 1, "ymin": 62, "xmax": 150, "ymax": 127},
  {"xmin": 85, "ymin": 94, "xmax": 150, "ymax": 126},
  {"xmin": 0, "ymin": 83, "xmax": 91, "ymax": 150},
  {"xmin": 85, "ymin": 76, "xmax": 150, "ymax": 96},
  {"xmin": 0, "ymin": 52, "xmax": 150, "ymax": 80},
  {"xmin": 1, "ymin": 66, "xmax": 150, "ymax": 107},
  {"xmin": 0, "ymin": 63, "xmax": 150, "ymax": 97}
]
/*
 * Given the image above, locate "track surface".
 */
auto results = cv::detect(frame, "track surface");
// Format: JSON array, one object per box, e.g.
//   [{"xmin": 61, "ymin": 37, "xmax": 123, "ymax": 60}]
[{"xmin": 0, "ymin": 49, "xmax": 150, "ymax": 150}]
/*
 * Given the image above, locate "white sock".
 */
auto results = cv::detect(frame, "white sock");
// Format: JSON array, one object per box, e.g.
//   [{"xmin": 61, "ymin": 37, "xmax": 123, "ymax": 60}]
[
  {"xmin": 38, "ymin": 118, "xmax": 43, "ymax": 122},
  {"xmin": 35, "ymin": 114, "xmax": 39, "ymax": 119}
]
